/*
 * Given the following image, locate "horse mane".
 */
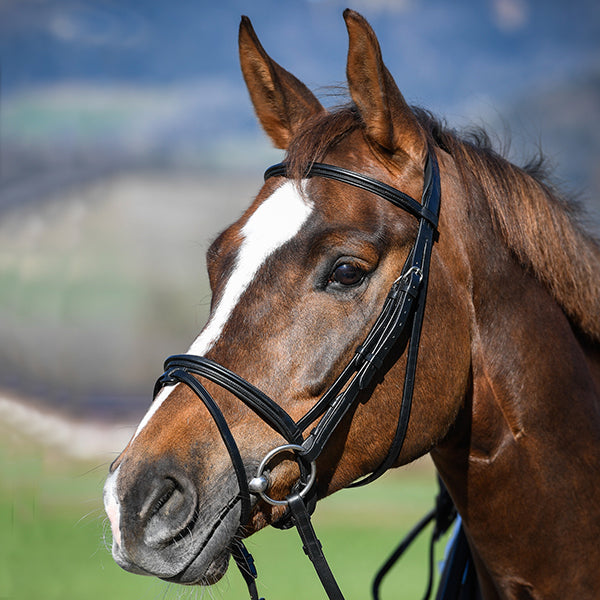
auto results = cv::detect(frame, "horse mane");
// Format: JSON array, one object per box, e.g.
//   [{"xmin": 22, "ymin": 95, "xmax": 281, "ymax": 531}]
[
  {"xmin": 286, "ymin": 104, "xmax": 600, "ymax": 342},
  {"xmin": 413, "ymin": 108, "xmax": 600, "ymax": 343}
]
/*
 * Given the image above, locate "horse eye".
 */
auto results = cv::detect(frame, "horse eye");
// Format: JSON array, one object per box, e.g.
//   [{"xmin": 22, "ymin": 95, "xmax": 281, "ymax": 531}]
[{"xmin": 330, "ymin": 263, "xmax": 366, "ymax": 287}]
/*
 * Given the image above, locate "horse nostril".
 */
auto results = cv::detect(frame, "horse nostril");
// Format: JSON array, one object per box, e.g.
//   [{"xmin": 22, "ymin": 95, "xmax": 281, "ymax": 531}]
[
  {"xmin": 141, "ymin": 475, "xmax": 198, "ymax": 548},
  {"xmin": 154, "ymin": 480, "xmax": 179, "ymax": 516}
]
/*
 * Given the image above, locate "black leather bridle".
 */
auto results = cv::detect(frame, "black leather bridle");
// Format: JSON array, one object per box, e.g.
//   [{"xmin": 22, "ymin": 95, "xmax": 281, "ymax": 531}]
[{"xmin": 154, "ymin": 146, "xmax": 441, "ymax": 600}]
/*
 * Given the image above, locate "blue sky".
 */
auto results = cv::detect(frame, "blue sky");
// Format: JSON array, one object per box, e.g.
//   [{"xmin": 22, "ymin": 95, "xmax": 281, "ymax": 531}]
[{"xmin": 3, "ymin": 0, "xmax": 598, "ymax": 110}]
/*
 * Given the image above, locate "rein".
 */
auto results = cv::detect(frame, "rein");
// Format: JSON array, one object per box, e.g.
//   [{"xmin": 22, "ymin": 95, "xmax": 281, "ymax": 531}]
[{"xmin": 154, "ymin": 147, "xmax": 442, "ymax": 599}]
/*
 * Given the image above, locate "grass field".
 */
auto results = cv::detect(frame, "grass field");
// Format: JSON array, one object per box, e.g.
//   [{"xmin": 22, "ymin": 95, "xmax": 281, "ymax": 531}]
[{"xmin": 1, "ymin": 427, "xmax": 450, "ymax": 600}]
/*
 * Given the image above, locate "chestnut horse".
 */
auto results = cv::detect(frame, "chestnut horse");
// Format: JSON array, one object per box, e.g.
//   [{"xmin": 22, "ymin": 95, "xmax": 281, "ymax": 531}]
[{"xmin": 104, "ymin": 10, "xmax": 600, "ymax": 600}]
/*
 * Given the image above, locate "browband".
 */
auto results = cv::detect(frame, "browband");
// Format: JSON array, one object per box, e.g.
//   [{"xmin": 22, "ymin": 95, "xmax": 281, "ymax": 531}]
[{"xmin": 264, "ymin": 161, "xmax": 439, "ymax": 227}]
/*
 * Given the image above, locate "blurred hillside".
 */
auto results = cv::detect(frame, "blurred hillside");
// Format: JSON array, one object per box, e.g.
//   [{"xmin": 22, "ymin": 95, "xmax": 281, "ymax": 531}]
[
  {"xmin": 1, "ymin": 0, "xmax": 599, "ymax": 421},
  {"xmin": 0, "ymin": 170, "xmax": 263, "ymax": 419}
]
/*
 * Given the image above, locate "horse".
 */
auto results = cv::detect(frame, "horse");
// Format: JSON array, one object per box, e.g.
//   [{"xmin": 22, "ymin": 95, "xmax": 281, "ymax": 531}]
[{"xmin": 103, "ymin": 9, "xmax": 600, "ymax": 600}]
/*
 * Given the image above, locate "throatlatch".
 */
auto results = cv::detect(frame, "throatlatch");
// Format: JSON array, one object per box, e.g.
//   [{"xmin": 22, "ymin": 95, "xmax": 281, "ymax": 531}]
[{"xmin": 154, "ymin": 147, "xmax": 446, "ymax": 600}]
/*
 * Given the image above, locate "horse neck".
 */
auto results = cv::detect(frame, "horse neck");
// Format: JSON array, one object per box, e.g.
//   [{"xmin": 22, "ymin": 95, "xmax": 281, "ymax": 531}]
[{"xmin": 431, "ymin": 184, "xmax": 600, "ymax": 598}]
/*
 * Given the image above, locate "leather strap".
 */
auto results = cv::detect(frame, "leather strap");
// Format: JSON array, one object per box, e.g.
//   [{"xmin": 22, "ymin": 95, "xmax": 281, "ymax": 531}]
[
  {"xmin": 287, "ymin": 493, "xmax": 344, "ymax": 600},
  {"xmin": 159, "ymin": 355, "xmax": 303, "ymax": 444},
  {"xmin": 231, "ymin": 540, "xmax": 262, "ymax": 600},
  {"xmin": 264, "ymin": 162, "xmax": 438, "ymax": 227},
  {"xmin": 372, "ymin": 477, "xmax": 457, "ymax": 600},
  {"xmin": 163, "ymin": 369, "xmax": 253, "ymax": 526}
]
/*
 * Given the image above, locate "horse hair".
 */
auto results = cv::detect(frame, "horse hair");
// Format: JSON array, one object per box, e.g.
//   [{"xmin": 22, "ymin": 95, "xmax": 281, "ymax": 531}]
[{"xmin": 285, "ymin": 104, "xmax": 600, "ymax": 343}]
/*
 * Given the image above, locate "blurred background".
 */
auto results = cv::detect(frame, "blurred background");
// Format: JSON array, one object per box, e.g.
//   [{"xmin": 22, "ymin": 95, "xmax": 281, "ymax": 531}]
[{"xmin": 1, "ymin": 0, "xmax": 599, "ymax": 598}]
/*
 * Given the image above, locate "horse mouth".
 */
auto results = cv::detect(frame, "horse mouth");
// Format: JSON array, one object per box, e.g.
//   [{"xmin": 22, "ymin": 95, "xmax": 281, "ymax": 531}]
[
  {"xmin": 110, "ymin": 486, "xmax": 243, "ymax": 586},
  {"xmin": 159, "ymin": 496, "xmax": 242, "ymax": 585}
]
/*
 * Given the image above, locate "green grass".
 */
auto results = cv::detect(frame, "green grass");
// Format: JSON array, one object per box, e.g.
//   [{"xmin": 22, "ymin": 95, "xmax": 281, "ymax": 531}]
[{"xmin": 1, "ymin": 433, "xmax": 449, "ymax": 600}]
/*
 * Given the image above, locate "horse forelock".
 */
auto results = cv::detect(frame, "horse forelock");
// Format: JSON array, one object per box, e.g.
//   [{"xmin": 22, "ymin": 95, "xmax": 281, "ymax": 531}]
[{"xmin": 285, "ymin": 105, "xmax": 362, "ymax": 180}]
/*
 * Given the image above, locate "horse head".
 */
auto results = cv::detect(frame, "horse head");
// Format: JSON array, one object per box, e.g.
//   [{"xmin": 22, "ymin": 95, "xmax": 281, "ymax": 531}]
[
  {"xmin": 103, "ymin": 9, "xmax": 600, "ymax": 597},
  {"xmin": 103, "ymin": 10, "xmax": 471, "ymax": 585}
]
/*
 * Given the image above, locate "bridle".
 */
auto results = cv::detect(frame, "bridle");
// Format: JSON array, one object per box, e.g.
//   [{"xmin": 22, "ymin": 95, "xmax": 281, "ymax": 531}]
[{"xmin": 154, "ymin": 146, "xmax": 441, "ymax": 600}]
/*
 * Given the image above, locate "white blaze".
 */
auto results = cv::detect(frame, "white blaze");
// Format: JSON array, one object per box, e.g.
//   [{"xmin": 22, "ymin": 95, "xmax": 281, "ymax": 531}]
[
  {"xmin": 103, "ymin": 465, "xmax": 122, "ymax": 548},
  {"xmin": 132, "ymin": 181, "xmax": 312, "ymax": 441},
  {"xmin": 189, "ymin": 180, "xmax": 312, "ymax": 355}
]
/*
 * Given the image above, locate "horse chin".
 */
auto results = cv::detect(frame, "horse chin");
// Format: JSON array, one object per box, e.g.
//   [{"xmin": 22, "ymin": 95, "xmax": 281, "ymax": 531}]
[
  {"xmin": 162, "ymin": 549, "xmax": 230, "ymax": 586},
  {"xmin": 112, "ymin": 524, "xmax": 235, "ymax": 586}
]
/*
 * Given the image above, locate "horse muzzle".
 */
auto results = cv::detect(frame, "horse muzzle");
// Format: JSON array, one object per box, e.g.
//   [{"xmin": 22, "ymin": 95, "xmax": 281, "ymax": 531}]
[{"xmin": 103, "ymin": 458, "xmax": 242, "ymax": 584}]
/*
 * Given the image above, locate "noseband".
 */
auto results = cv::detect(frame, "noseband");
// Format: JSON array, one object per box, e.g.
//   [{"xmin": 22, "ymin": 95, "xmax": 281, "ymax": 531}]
[{"xmin": 154, "ymin": 147, "xmax": 441, "ymax": 599}]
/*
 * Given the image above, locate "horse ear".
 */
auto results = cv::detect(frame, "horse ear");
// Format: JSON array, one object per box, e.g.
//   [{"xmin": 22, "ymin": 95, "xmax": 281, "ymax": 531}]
[
  {"xmin": 343, "ymin": 9, "xmax": 427, "ymax": 164},
  {"xmin": 239, "ymin": 16, "xmax": 325, "ymax": 150}
]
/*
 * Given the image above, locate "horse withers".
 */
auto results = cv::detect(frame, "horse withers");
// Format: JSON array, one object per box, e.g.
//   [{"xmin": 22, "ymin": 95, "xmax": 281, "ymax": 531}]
[{"xmin": 103, "ymin": 10, "xmax": 600, "ymax": 599}]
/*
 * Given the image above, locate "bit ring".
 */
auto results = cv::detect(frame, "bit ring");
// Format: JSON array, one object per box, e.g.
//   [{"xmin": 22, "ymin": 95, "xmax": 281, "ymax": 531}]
[{"xmin": 248, "ymin": 443, "xmax": 316, "ymax": 506}]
